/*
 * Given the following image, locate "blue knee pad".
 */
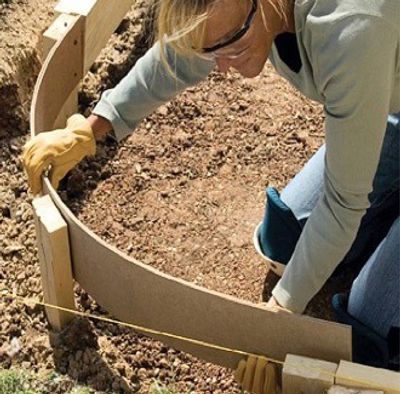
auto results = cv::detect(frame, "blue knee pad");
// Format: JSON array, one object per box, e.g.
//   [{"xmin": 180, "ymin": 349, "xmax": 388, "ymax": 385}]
[{"xmin": 258, "ymin": 187, "xmax": 303, "ymax": 264}]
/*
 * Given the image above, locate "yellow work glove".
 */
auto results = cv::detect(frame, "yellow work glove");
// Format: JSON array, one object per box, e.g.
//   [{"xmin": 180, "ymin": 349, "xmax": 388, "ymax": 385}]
[
  {"xmin": 235, "ymin": 355, "xmax": 279, "ymax": 394},
  {"xmin": 22, "ymin": 114, "xmax": 96, "ymax": 195}
]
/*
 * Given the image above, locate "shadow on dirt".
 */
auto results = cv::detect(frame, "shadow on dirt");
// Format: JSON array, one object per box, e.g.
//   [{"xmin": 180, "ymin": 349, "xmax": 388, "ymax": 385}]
[
  {"xmin": 50, "ymin": 318, "xmax": 140, "ymax": 393},
  {"xmin": 0, "ymin": 50, "xmax": 41, "ymax": 140}
]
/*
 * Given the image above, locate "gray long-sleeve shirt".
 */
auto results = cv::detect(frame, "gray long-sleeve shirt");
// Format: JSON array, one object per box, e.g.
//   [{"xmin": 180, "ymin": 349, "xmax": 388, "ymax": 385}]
[{"xmin": 94, "ymin": 0, "xmax": 400, "ymax": 312}]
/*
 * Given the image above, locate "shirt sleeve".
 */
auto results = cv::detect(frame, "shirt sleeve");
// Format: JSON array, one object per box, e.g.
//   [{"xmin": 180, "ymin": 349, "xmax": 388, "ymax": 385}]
[
  {"xmin": 272, "ymin": 15, "xmax": 398, "ymax": 313},
  {"xmin": 93, "ymin": 41, "xmax": 215, "ymax": 142}
]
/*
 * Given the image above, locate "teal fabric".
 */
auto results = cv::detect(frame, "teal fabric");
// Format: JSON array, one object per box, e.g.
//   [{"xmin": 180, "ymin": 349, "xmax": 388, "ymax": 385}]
[{"xmin": 258, "ymin": 187, "xmax": 302, "ymax": 264}]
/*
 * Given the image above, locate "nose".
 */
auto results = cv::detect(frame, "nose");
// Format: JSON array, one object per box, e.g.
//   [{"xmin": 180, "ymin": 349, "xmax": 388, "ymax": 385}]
[{"xmin": 216, "ymin": 58, "xmax": 232, "ymax": 73}]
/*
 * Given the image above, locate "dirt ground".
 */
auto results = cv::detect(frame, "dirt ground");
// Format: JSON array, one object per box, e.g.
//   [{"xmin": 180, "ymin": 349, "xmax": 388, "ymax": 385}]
[{"xmin": 1, "ymin": 1, "xmax": 356, "ymax": 393}]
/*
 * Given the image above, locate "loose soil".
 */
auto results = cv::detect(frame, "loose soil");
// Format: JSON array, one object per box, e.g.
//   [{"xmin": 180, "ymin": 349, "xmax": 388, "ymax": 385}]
[
  {"xmin": 1, "ymin": 1, "xmax": 356, "ymax": 393},
  {"xmin": 0, "ymin": 0, "xmax": 56, "ymax": 137}
]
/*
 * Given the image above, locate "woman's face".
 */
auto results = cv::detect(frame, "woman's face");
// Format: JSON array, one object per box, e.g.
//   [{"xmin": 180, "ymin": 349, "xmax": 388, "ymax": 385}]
[{"xmin": 203, "ymin": 0, "xmax": 288, "ymax": 78}]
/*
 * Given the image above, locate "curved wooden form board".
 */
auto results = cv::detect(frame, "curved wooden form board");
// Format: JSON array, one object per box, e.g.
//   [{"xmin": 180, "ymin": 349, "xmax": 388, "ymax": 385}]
[
  {"xmin": 30, "ymin": 14, "xmax": 84, "ymax": 134},
  {"xmin": 30, "ymin": 3, "xmax": 352, "ymax": 370},
  {"xmin": 44, "ymin": 182, "xmax": 352, "ymax": 369}
]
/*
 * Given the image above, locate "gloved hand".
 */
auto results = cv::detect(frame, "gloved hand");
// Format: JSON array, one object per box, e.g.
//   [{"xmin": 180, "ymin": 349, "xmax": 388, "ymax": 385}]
[
  {"xmin": 235, "ymin": 355, "xmax": 279, "ymax": 394},
  {"xmin": 264, "ymin": 296, "xmax": 292, "ymax": 313},
  {"xmin": 22, "ymin": 114, "xmax": 96, "ymax": 195}
]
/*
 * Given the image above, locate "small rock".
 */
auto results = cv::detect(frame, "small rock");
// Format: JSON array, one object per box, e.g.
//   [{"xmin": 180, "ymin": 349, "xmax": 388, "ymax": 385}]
[
  {"xmin": 158, "ymin": 105, "xmax": 169, "ymax": 116},
  {"xmin": 6, "ymin": 337, "xmax": 21, "ymax": 357},
  {"xmin": 3, "ymin": 244, "xmax": 23, "ymax": 255}
]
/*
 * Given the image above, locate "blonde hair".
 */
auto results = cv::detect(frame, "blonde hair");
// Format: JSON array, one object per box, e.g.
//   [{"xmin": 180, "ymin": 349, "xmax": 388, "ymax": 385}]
[
  {"xmin": 154, "ymin": 0, "xmax": 290, "ymax": 67},
  {"xmin": 155, "ymin": 0, "xmax": 214, "ymax": 61}
]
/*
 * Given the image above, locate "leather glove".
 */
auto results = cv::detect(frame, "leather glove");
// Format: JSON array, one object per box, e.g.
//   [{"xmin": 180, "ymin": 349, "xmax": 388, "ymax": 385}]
[
  {"xmin": 235, "ymin": 355, "xmax": 279, "ymax": 394},
  {"xmin": 22, "ymin": 114, "xmax": 96, "ymax": 195}
]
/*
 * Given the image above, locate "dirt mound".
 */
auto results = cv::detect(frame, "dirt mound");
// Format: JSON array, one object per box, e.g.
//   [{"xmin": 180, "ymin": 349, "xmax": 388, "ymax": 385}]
[{"xmin": 0, "ymin": 0, "xmax": 56, "ymax": 137}]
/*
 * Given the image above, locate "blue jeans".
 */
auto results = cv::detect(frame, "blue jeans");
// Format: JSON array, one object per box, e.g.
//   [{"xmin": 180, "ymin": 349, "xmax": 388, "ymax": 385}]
[
  {"xmin": 280, "ymin": 113, "xmax": 400, "ymax": 336},
  {"xmin": 348, "ymin": 217, "xmax": 400, "ymax": 338}
]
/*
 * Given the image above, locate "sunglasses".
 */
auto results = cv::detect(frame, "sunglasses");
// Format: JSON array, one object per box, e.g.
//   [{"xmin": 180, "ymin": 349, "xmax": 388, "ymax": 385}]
[{"xmin": 202, "ymin": 0, "xmax": 258, "ymax": 59}]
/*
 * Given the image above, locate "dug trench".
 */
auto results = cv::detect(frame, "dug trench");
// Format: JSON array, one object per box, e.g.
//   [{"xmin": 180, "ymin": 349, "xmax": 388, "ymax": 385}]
[{"xmin": 1, "ymin": 1, "xmax": 356, "ymax": 393}]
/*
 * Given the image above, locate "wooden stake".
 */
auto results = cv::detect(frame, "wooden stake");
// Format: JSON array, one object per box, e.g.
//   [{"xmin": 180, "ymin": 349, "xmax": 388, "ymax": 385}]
[
  {"xmin": 282, "ymin": 354, "xmax": 338, "ymax": 394},
  {"xmin": 31, "ymin": 14, "xmax": 84, "ymax": 133},
  {"xmin": 55, "ymin": 0, "xmax": 134, "ymax": 73},
  {"xmin": 335, "ymin": 360, "xmax": 400, "ymax": 394},
  {"xmin": 42, "ymin": 13, "xmax": 79, "ymax": 60},
  {"xmin": 42, "ymin": 13, "xmax": 79, "ymax": 129},
  {"xmin": 328, "ymin": 385, "xmax": 383, "ymax": 394},
  {"xmin": 32, "ymin": 195, "xmax": 76, "ymax": 331}
]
